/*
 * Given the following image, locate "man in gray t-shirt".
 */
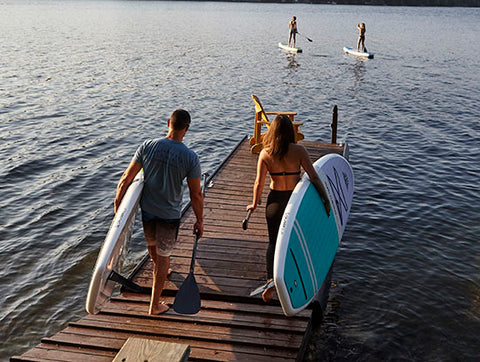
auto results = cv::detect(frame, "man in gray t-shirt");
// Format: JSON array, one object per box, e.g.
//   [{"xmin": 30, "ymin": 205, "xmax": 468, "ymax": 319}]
[{"xmin": 114, "ymin": 109, "xmax": 203, "ymax": 315}]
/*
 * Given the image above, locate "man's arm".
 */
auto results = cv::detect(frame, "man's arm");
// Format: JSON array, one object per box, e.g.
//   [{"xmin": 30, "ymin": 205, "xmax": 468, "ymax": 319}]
[
  {"xmin": 187, "ymin": 177, "xmax": 204, "ymax": 238},
  {"xmin": 114, "ymin": 160, "xmax": 142, "ymax": 213}
]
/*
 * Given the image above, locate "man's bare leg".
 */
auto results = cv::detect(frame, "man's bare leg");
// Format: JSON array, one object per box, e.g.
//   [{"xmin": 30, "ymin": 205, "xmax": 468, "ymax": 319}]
[{"xmin": 148, "ymin": 246, "xmax": 170, "ymax": 315}]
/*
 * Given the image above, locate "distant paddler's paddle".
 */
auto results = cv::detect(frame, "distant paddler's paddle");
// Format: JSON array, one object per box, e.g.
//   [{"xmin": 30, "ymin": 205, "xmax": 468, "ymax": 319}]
[
  {"xmin": 173, "ymin": 230, "xmax": 201, "ymax": 314},
  {"xmin": 242, "ymin": 210, "xmax": 252, "ymax": 230},
  {"xmin": 298, "ymin": 32, "xmax": 313, "ymax": 42},
  {"xmin": 173, "ymin": 172, "xmax": 208, "ymax": 315}
]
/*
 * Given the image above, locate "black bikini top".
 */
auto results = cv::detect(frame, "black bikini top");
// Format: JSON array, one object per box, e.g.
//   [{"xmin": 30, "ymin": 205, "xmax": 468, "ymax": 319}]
[{"xmin": 269, "ymin": 170, "xmax": 301, "ymax": 176}]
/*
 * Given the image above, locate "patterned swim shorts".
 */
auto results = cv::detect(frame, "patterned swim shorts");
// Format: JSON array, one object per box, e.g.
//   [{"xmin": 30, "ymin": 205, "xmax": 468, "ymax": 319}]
[{"xmin": 142, "ymin": 211, "xmax": 180, "ymax": 256}]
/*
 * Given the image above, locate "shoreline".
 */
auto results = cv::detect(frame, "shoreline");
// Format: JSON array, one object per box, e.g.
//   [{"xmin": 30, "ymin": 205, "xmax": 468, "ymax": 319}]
[{"xmin": 206, "ymin": 0, "xmax": 480, "ymax": 7}]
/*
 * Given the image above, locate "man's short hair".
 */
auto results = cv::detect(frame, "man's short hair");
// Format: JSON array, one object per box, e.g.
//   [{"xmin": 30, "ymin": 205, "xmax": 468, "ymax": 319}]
[{"xmin": 170, "ymin": 109, "xmax": 191, "ymax": 131}]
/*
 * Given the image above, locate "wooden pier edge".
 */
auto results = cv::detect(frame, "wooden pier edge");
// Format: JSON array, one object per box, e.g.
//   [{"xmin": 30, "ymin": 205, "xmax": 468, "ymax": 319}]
[{"xmin": 11, "ymin": 130, "xmax": 345, "ymax": 361}]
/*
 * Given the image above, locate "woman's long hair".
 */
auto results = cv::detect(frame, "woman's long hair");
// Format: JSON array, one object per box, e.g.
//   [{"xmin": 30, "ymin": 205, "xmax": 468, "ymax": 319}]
[{"xmin": 262, "ymin": 115, "xmax": 296, "ymax": 160}]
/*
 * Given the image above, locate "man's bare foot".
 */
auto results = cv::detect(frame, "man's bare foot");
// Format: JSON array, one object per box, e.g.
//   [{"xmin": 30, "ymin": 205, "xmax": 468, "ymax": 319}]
[
  {"xmin": 149, "ymin": 301, "xmax": 169, "ymax": 315},
  {"xmin": 167, "ymin": 268, "xmax": 172, "ymax": 276}
]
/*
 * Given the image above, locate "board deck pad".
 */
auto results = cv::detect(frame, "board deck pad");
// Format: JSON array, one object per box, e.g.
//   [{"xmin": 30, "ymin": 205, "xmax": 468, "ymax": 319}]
[{"xmin": 274, "ymin": 154, "xmax": 354, "ymax": 316}]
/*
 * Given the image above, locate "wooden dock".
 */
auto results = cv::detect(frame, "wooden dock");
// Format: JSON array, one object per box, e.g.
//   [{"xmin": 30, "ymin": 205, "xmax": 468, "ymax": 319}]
[{"xmin": 12, "ymin": 137, "xmax": 345, "ymax": 362}]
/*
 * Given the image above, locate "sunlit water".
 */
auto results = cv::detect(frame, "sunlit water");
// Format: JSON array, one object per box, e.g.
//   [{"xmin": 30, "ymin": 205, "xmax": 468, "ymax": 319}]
[{"xmin": 1, "ymin": 1, "xmax": 479, "ymax": 360}]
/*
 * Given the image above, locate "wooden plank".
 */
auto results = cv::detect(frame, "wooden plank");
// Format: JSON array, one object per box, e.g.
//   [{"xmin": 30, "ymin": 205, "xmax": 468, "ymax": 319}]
[
  {"xmin": 113, "ymin": 337, "xmax": 190, "ymax": 362},
  {"xmin": 100, "ymin": 300, "xmax": 309, "ymax": 332},
  {"xmin": 114, "ymin": 294, "xmax": 311, "ymax": 318},
  {"xmin": 71, "ymin": 314, "xmax": 305, "ymax": 348},
  {"xmin": 42, "ymin": 326, "xmax": 297, "ymax": 360},
  {"xmin": 11, "ymin": 342, "xmax": 115, "ymax": 362}
]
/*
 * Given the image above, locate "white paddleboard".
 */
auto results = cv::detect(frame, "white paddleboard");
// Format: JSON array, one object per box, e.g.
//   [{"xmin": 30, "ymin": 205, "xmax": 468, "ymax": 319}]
[
  {"xmin": 85, "ymin": 170, "xmax": 144, "ymax": 314},
  {"xmin": 343, "ymin": 46, "xmax": 374, "ymax": 59},
  {"xmin": 279, "ymin": 42, "xmax": 302, "ymax": 54},
  {"xmin": 274, "ymin": 154, "xmax": 354, "ymax": 316}
]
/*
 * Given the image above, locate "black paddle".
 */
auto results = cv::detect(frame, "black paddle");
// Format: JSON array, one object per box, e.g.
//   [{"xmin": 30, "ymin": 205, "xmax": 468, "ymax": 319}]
[
  {"xmin": 173, "ymin": 173, "xmax": 208, "ymax": 314},
  {"xmin": 298, "ymin": 32, "xmax": 313, "ymax": 42},
  {"xmin": 173, "ymin": 230, "xmax": 201, "ymax": 314},
  {"xmin": 242, "ymin": 210, "xmax": 252, "ymax": 230}
]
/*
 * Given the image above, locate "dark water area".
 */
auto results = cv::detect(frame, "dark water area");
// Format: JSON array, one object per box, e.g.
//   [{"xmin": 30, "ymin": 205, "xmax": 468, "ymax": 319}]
[{"xmin": 1, "ymin": 1, "xmax": 479, "ymax": 360}]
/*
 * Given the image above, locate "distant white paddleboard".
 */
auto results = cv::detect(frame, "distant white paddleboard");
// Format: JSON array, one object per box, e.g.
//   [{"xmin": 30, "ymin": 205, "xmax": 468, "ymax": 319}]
[
  {"xmin": 274, "ymin": 154, "xmax": 354, "ymax": 316},
  {"xmin": 279, "ymin": 42, "xmax": 302, "ymax": 54},
  {"xmin": 86, "ymin": 170, "xmax": 144, "ymax": 314},
  {"xmin": 343, "ymin": 46, "xmax": 374, "ymax": 59}
]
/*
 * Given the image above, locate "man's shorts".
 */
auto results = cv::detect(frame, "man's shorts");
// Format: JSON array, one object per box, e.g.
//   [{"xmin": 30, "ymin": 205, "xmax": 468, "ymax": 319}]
[{"xmin": 142, "ymin": 211, "xmax": 180, "ymax": 257}]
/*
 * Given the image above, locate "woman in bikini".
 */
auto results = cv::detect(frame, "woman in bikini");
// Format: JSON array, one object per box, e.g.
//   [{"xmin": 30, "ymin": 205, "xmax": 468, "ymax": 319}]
[
  {"xmin": 288, "ymin": 16, "xmax": 298, "ymax": 48},
  {"xmin": 246, "ymin": 115, "xmax": 331, "ymax": 302},
  {"xmin": 357, "ymin": 23, "xmax": 366, "ymax": 52}
]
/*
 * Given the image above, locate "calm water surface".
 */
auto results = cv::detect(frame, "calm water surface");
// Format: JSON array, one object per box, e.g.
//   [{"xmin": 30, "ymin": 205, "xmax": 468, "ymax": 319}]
[{"xmin": 1, "ymin": 1, "xmax": 479, "ymax": 360}]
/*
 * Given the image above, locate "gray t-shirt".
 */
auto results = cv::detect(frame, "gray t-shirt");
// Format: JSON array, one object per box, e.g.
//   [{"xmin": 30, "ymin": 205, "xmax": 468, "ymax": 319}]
[{"xmin": 133, "ymin": 138, "xmax": 201, "ymax": 219}]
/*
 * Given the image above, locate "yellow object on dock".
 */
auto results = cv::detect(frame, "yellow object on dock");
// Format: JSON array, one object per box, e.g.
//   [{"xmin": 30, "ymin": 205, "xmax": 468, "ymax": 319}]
[{"xmin": 249, "ymin": 95, "xmax": 304, "ymax": 154}]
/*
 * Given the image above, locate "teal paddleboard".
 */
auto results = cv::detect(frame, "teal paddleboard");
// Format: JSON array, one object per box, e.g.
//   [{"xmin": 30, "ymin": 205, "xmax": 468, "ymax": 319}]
[{"xmin": 274, "ymin": 153, "xmax": 354, "ymax": 316}]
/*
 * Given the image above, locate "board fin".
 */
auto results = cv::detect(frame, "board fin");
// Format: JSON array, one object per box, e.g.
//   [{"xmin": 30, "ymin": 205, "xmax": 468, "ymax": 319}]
[{"xmin": 249, "ymin": 280, "xmax": 275, "ymax": 296}]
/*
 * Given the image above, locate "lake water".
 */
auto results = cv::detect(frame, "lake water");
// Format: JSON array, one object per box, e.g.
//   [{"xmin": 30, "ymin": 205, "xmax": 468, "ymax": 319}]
[{"xmin": 1, "ymin": 1, "xmax": 479, "ymax": 360}]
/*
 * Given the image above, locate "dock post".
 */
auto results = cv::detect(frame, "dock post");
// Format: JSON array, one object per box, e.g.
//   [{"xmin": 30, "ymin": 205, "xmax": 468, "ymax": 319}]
[{"xmin": 330, "ymin": 105, "xmax": 338, "ymax": 144}]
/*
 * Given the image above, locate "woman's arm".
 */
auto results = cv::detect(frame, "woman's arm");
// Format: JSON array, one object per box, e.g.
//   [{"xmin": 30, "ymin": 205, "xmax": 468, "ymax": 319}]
[
  {"xmin": 247, "ymin": 150, "xmax": 268, "ymax": 212},
  {"xmin": 299, "ymin": 147, "xmax": 331, "ymax": 216}
]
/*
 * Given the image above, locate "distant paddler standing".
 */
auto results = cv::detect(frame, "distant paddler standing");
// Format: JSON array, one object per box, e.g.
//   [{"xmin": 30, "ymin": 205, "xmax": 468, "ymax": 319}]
[
  {"xmin": 288, "ymin": 16, "xmax": 298, "ymax": 48},
  {"xmin": 357, "ymin": 23, "xmax": 366, "ymax": 52}
]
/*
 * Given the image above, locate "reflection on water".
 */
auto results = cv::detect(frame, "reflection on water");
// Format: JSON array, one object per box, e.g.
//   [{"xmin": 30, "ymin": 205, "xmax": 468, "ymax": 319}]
[
  {"xmin": 286, "ymin": 54, "xmax": 301, "ymax": 69},
  {"xmin": 352, "ymin": 59, "xmax": 366, "ymax": 84}
]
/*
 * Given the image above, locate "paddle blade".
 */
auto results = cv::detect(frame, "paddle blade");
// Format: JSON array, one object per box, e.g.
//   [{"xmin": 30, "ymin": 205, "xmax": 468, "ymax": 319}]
[{"xmin": 173, "ymin": 272, "xmax": 201, "ymax": 314}]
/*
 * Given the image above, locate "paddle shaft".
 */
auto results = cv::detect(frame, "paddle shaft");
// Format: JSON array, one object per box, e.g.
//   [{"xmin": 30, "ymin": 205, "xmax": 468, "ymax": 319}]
[
  {"xmin": 188, "ymin": 172, "xmax": 208, "ymax": 273},
  {"xmin": 188, "ymin": 231, "xmax": 199, "ymax": 273},
  {"xmin": 298, "ymin": 32, "xmax": 313, "ymax": 42}
]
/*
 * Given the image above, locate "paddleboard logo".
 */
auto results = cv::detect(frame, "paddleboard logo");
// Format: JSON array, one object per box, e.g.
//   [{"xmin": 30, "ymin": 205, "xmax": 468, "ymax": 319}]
[
  {"xmin": 281, "ymin": 211, "xmax": 290, "ymax": 231},
  {"xmin": 326, "ymin": 167, "xmax": 350, "ymax": 227},
  {"xmin": 343, "ymin": 171, "xmax": 350, "ymax": 190}
]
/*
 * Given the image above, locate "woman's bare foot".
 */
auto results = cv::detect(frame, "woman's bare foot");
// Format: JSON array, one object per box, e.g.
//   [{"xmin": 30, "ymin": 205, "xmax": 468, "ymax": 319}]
[
  {"xmin": 262, "ymin": 279, "xmax": 275, "ymax": 303},
  {"xmin": 149, "ymin": 301, "xmax": 169, "ymax": 315}
]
